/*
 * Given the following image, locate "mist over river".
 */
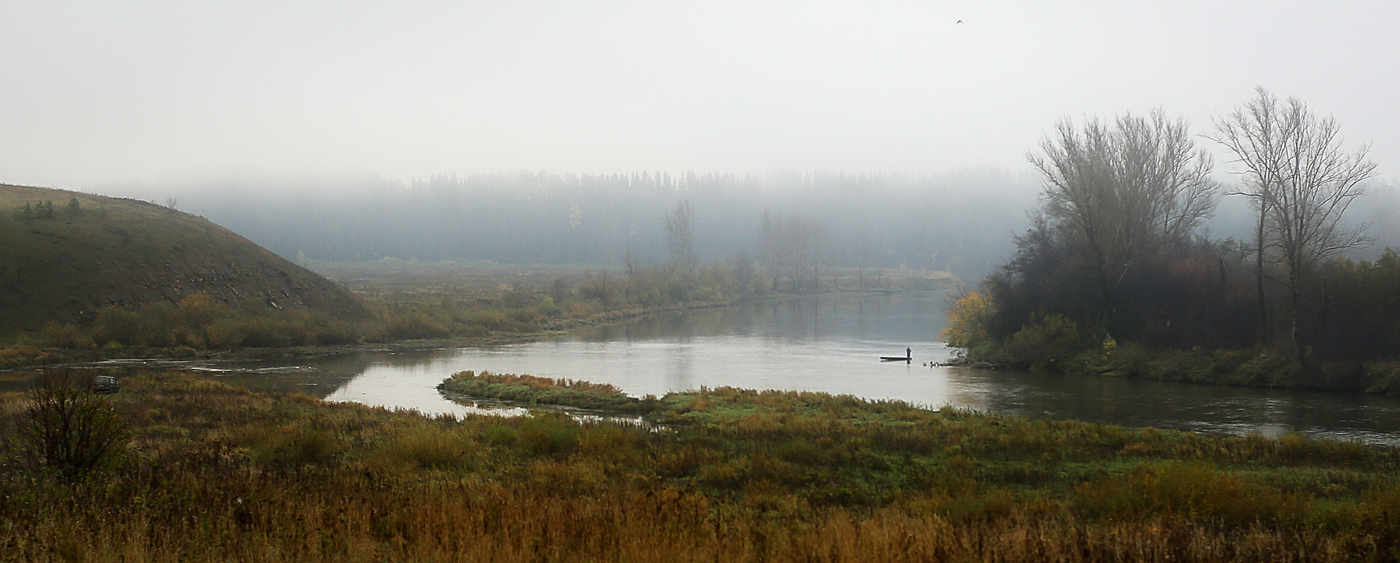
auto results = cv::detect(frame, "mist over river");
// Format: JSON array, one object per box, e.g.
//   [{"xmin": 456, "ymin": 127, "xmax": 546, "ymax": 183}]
[{"xmin": 29, "ymin": 291, "xmax": 1400, "ymax": 446}]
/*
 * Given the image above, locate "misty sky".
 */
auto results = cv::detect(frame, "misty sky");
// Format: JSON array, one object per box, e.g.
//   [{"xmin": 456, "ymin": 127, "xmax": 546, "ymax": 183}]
[{"xmin": 3, "ymin": 1, "xmax": 1398, "ymax": 189}]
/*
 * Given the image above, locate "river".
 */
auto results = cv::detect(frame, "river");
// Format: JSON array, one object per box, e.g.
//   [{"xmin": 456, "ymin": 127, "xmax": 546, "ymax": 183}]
[{"xmin": 21, "ymin": 291, "xmax": 1400, "ymax": 445}]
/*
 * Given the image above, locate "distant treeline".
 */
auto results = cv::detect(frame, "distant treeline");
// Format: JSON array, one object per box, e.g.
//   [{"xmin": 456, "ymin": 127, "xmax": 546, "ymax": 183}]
[
  {"xmin": 99, "ymin": 170, "xmax": 1044, "ymax": 281},
  {"xmin": 99, "ymin": 171, "xmax": 1400, "ymax": 286}
]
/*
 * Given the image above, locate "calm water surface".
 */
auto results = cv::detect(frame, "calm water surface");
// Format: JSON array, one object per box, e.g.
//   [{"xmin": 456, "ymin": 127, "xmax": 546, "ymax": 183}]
[{"xmin": 25, "ymin": 292, "xmax": 1400, "ymax": 445}]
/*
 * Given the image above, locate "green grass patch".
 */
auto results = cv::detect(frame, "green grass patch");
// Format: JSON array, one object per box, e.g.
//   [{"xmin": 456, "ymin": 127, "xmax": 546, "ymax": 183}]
[{"xmin": 438, "ymin": 370, "xmax": 665, "ymax": 414}]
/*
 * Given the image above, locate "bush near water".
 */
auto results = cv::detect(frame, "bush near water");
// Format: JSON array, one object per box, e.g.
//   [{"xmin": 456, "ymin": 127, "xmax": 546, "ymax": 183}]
[{"xmin": 945, "ymin": 246, "xmax": 1400, "ymax": 394}]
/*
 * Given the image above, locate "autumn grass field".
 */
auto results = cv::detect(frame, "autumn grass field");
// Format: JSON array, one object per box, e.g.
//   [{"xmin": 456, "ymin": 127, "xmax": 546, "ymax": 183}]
[{"xmin": 5, "ymin": 370, "xmax": 1400, "ymax": 562}]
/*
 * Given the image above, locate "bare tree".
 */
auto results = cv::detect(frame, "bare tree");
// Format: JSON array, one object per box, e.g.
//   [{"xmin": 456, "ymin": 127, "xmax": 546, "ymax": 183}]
[
  {"xmin": 22, "ymin": 371, "xmax": 130, "ymax": 478},
  {"xmin": 1028, "ymin": 110, "xmax": 1218, "ymax": 325},
  {"xmin": 1211, "ymin": 87, "xmax": 1377, "ymax": 357},
  {"xmin": 1208, "ymin": 88, "xmax": 1285, "ymax": 344},
  {"xmin": 662, "ymin": 200, "xmax": 696, "ymax": 273}
]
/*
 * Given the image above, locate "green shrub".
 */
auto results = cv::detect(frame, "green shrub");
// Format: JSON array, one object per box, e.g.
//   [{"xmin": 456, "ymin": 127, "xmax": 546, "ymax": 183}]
[
  {"xmin": 518, "ymin": 413, "xmax": 581, "ymax": 456},
  {"xmin": 44, "ymin": 322, "xmax": 95, "ymax": 349},
  {"xmin": 238, "ymin": 316, "xmax": 304, "ymax": 348},
  {"xmin": 1006, "ymin": 313, "xmax": 1082, "ymax": 370},
  {"xmin": 251, "ymin": 426, "xmax": 339, "ymax": 471},
  {"xmin": 92, "ymin": 305, "xmax": 144, "ymax": 346},
  {"xmin": 1074, "ymin": 462, "xmax": 1284, "ymax": 527},
  {"xmin": 314, "ymin": 318, "xmax": 361, "ymax": 345},
  {"xmin": 373, "ymin": 427, "xmax": 473, "ymax": 470},
  {"xmin": 482, "ymin": 423, "xmax": 519, "ymax": 446},
  {"xmin": 381, "ymin": 312, "xmax": 452, "ymax": 340},
  {"xmin": 1364, "ymin": 360, "xmax": 1400, "ymax": 395},
  {"xmin": 205, "ymin": 317, "xmax": 247, "ymax": 348},
  {"xmin": 1231, "ymin": 352, "xmax": 1300, "ymax": 387},
  {"xmin": 934, "ymin": 487, "xmax": 1018, "ymax": 523}
]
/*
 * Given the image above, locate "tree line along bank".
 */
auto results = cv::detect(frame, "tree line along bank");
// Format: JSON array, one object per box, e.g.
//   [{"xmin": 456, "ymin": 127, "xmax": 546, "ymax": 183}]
[{"xmin": 944, "ymin": 88, "xmax": 1400, "ymax": 393}]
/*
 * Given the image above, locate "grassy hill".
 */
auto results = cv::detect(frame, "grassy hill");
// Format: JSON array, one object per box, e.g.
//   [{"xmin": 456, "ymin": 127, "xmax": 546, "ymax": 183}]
[{"xmin": 0, "ymin": 184, "xmax": 371, "ymax": 341}]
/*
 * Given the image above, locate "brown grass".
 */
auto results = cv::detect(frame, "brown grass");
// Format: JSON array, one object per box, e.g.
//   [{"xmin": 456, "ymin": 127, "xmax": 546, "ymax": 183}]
[
  {"xmin": 4, "ymin": 486, "xmax": 1382, "ymax": 562},
  {"xmin": 3, "ymin": 371, "xmax": 1400, "ymax": 562}
]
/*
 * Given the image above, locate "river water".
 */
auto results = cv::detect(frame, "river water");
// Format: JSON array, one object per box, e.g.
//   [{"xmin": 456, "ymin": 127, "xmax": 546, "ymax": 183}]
[{"xmin": 21, "ymin": 292, "xmax": 1400, "ymax": 445}]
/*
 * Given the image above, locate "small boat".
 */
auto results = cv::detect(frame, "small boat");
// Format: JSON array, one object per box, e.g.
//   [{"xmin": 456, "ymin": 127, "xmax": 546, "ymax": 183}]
[{"xmin": 880, "ymin": 348, "xmax": 912, "ymax": 362}]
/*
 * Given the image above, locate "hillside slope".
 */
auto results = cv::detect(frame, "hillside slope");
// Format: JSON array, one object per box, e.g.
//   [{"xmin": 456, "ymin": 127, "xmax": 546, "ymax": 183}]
[{"xmin": 0, "ymin": 184, "xmax": 372, "ymax": 339}]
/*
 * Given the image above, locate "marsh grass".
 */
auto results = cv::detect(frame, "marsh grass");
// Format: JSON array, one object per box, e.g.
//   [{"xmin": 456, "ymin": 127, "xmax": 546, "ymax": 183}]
[
  {"xmin": 4, "ymin": 371, "xmax": 1400, "ymax": 561},
  {"xmin": 438, "ymin": 370, "xmax": 664, "ymax": 414}
]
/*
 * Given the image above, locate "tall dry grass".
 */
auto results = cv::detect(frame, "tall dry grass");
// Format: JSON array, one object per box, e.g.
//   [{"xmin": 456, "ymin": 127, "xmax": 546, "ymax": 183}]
[
  {"xmin": 5, "ymin": 484, "xmax": 1384, "ymax": 562},
  {"xmin": 4, "ymin": 371, "xmax": 1400, "ymax": 562}
]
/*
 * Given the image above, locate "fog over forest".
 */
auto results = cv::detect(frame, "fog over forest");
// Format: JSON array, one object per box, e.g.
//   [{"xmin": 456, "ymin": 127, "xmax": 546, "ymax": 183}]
[
  {"xmin": 6, "ymin": 2, "xmax": 1397, "ymax": 280},
  {"xmin": 97, "ymin": 170, "xmax": 1032, "ymax": 280},
  {"xmin": 98, "ymin": 171, "xmax": 1400, "ymax": 283}
]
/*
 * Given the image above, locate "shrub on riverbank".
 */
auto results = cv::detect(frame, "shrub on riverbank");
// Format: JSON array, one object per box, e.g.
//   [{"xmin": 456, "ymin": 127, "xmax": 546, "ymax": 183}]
[
  {"xmin": 950, "ymin": 334, "xmax": 1400, "ymax": 395},
  {"xmin": 945, "ymin": 280, "xmax": 1400, "ymax": 394},
  {"xmin": 34, "ymin": 293, "xmax": 361, "ymax": 351},
  {"xmin": 4, "ymin": 371, "xmax": 1400, "ymax": 561},
  {"xmin": 0, "ymin": 264, "xmax": 776, "ymax": 367}
]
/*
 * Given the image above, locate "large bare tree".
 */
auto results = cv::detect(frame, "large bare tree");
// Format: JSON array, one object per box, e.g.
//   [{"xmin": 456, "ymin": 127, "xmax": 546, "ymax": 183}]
[
  {"xmin": 1211, "ymin": 87, "xmax": 1377, "ymax": 356},
  {"xmin": 1028, "ymin": 110, "xmax": 1218, "ymax": 325}
]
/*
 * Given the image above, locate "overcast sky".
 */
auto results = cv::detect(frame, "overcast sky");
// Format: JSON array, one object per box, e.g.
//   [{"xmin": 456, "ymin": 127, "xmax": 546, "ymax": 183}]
[{"xmin": 3, "ymin": 0, "xmax": 1397, "ymax": 189}]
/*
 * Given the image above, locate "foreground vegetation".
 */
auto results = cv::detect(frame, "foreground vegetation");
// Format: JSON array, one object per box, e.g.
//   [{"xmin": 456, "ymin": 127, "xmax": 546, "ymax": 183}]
[{"xmin": 6, "ymin": 370, "xmax": 1400, "ymax": 561}]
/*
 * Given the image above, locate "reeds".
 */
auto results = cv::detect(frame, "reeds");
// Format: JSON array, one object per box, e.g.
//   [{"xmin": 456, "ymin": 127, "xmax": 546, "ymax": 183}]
[{"xmin": 3, "ymin": 371, "xmax": 1400, "ymax": 562}]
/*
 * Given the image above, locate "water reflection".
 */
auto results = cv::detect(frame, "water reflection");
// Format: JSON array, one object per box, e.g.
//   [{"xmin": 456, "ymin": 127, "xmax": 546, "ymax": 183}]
[
  {"xmin": 944, "ymin": 367, "xmax": 1400, "ymax": 443},
  {"xmin": 14, "ymin": 291, "xmax": 1400, "ymax": 445}
]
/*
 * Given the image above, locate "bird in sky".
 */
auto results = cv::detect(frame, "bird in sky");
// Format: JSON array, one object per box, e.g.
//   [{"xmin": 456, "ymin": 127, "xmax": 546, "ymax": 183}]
[{"xmin": 956, "ymin": 19, "xmax": 963, "ymax": 24}]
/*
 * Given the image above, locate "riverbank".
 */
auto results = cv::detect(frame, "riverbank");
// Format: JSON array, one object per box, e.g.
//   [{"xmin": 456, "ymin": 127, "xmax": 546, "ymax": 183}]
[
  {"xmin": 949, "ymin": 340, "xmax": 1400, "ymax": 397},
  {"xmin": 1, "ymin": 260, "xmax": 957, "ymax": 372},
  {"xmin": 0, "ymin": 291, "xmax": 883, "ymax": 372},
  {"xmin": 5, "ymin": 370, "xmax": 1399, "ymax": 562}
]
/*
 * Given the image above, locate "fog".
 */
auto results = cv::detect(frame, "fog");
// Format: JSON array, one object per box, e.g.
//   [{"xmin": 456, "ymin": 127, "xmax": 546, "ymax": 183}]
[
  {"xmin": 93, "ymin": 170, "xmax": 1041, "ymax": 282},
  {"xmin": 3, "ymin": 1, "xmax": 1398, "ymax": 188}
]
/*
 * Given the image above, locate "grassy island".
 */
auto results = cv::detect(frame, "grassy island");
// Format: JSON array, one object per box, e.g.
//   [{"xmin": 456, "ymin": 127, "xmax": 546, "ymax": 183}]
[{"xmin": 6, "ymin": 370, "xmax": 1400, "ymax": 562}]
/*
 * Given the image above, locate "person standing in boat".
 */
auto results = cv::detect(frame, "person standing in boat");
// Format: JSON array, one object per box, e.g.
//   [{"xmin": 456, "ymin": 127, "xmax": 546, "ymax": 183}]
[{"xmin": 906, "ymin": 347, "xmax": 911, "ymax": 360}]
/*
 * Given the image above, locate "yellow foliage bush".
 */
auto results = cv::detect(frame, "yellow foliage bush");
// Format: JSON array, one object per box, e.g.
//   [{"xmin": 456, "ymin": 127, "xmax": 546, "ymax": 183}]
[{"xmin": 941, "ymin": 291, "xmax": 993, "ymax": 347}]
